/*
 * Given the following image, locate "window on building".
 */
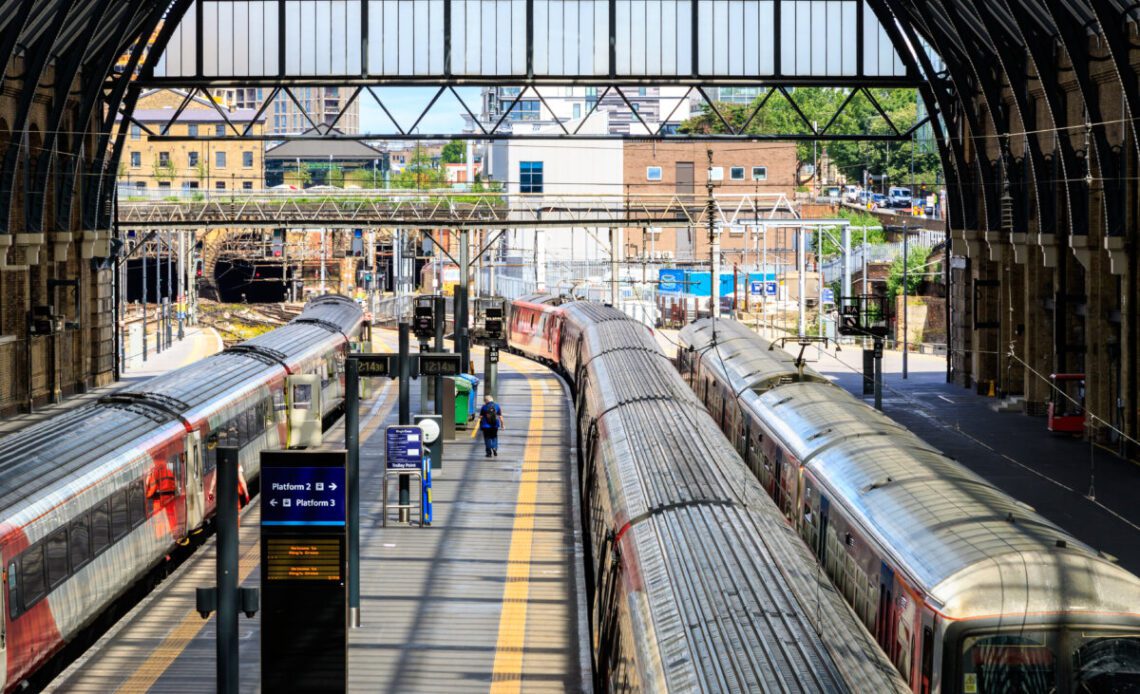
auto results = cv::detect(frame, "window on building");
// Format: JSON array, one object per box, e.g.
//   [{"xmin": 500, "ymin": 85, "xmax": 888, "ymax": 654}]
[
  {"xmin": 216, "ymin": 151, "xmax": 226, "ymax": 168},
  {"xmin": 215, "ymin": 123, "xmax": 225, "ymax": 137},
  {"xmin": 158, "ymin": 151, "xmax": 170, "ymax": 166},
  {"xmin": 752, "ymin": 166, "xmax": 768, "ymax": 181},
  {"xmin": 183, "ymin": 181, "xmax": 199, "ymax": 190},
  {"xmin": 158, "ymin": 181, "xmax": 171, "ymax": 189},
  {"xmin": 646, "ymin": 166, "xmax": 663, "ymax": 181},
  {"xmin": 130, "ymin": 124, "xmax": 141, "ymax": 140},
  {"xmin": 188, "ymin": 124, "xmax": 198, "ymax": 137},
  {"xmin": 188, "ymin": 151, "xmax": 199, "ymax": 167},
  {"xmin": 511, "ymin": 100, "xmax": 541, "ymax": 121},
  {"xmin": 730, "ymin": 166, "xmax": 745, "ymax": 180},
  {"xmin": 216, "ymin": 181, "xmax": 226, "ymax": 190},
  {"xmin": 572, "ymin": 103, "xmax": 581, "ymax": 119},
  {"xmin": 243, "ymin": 181, "xmax": 253, "ymax": 190},
  {"xmin": 130, "ymin": 151, "xmax": 141, "ymax": 168},
  {"xmin": 519, "ymin": 161, "xmax": 543, "ymax": 193},
  {"xmin": 638, "ymin": 87, "xmax": 647, "ymax": 96},
  {"xmin": 243, "ymin": 151, "xmax": 253, "ymax": 168},
  {"xmin": 135, "ymin": 181, "xmax": 146, "ymax": 189}
]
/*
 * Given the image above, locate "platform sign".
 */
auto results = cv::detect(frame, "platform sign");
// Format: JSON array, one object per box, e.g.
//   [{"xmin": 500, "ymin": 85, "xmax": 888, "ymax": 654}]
[
  {"xmin": 766, "ymin": 281, "xmax": 778, "ymax": 296},
  {"xmin": 262, "ymin": 466, "xmax": 346, "ymax": 527},
  {"xmin": 386, "ymin": 425, "xmax": 424, "ymax": 470},
  {"xmin": 353, "ymin": 353, "xmax": 392, "ymax": 377},
  {"xmin": 417, "ymin": 353, "xmax": 462, "ymax": 377},
  {"xmin": 488, "ymin": 347, "xmax": 499, "ymax": 364},
  {"xmin": 822, "ymin": 288, "xmax": 835, "ymax": 304},
  {"xmin": 749, "ymin": 280, "xmax": 764, "ymax": 294},
  {"xmin": 260, "ymin": 450, "xmax": 347, "ymax": 693}
]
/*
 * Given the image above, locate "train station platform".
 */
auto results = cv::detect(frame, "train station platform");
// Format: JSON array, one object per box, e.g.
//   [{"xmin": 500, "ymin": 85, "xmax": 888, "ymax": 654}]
[
  {"xmin": 808, "ymin": 344, "xmax": 1140, "ymax": 576},
  {"xmin": 0, "ymin": 326, "xmax": 222, "ymax": 438},
  {"xmin": 46, "ymin": 335, "xmax": 589, "ymax": 693}
]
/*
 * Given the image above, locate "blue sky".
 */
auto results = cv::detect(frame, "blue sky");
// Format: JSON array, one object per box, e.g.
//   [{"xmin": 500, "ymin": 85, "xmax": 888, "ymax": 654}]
[{"xmin": 358, "ymin": 87, "xmax": 481, "ymax": 137}]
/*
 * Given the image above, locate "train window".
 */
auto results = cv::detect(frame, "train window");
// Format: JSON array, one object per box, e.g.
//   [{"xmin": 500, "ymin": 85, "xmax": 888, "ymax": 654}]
[
  {"xmin": 70, "ymin": 516, "xmax": 92, "ymax": 571},
  {"xmin": 91, "ymin": 501, "xmax": 112, "ymax": 554},
  {"xmin": 110, "ymin": 490, "xmax": 130, "ymax": 540},
  {"xmin": 20, "ymin": 546, "xmax": 46, "ymax": 609},
  {"xmin": 960, "ymin": 631, "xmax": 1058, "ymax": 693},
  {"xmin": 128, "ymin": 481, "xmax": 147, "ymax": 527},
  {"xmin": 293, "ymin": 383, "xmax": 312, "ymax": 410},
  {"xmin": 6, "ymin": 561, "xmax": 17, "ymax": 619},
  {"xmin": 45, "ymin": 529, "xmax": 69, "ymax": 588}
]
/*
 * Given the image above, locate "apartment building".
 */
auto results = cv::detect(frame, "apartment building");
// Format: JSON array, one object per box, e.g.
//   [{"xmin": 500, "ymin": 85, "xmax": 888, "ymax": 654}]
[{"xmin": 118, "ymin": 89, "xmax": 265, "ymax": 192}]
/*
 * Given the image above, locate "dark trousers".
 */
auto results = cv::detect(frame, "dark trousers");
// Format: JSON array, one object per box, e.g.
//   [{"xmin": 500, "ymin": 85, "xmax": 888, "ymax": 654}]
[{"xmin": 482, "ymin": 427, "xmax": 499, "ymax": 452}]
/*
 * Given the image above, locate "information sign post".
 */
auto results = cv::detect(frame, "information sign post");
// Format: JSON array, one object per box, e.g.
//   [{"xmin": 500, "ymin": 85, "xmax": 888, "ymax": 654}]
[{"xmin": 260, "ymin": 450, "xmax": 348, "ymax": 693}]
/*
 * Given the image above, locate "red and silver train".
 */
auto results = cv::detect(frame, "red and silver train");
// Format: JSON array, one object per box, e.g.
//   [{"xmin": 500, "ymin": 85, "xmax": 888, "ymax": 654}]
[
  {"xmin": 679, "ymin": 317, "xmax": 1140, "ymax": 693},
  {"xmin": 508, "ymin": 296, "xmax": 907, "ymax": 692},
  {"xmin": 0, "ymin": 295, "xmax": 362, "ymax": 692}
]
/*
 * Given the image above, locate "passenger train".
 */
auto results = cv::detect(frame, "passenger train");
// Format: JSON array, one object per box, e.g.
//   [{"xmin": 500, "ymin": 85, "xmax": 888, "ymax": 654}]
[
  {"xmin": 508, "ymin": 296, "xmax": 907, "ymax": 692},
  {"xmin": 679, "ymin": 317, "xmax": 1140, "ymax": 693},
  {"xmin": 0, "ymin": 295, "xmax": 363, "ymax": 692}
]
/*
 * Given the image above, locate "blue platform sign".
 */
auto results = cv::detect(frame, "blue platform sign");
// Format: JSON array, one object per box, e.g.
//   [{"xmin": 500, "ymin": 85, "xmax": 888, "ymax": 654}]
[
  {"xmin": 261, "ymin": 465, "xmax": 346, "ymax": 526},
  {"xmin": 766, "ymin": 281, "xmax": 778, "ymax": 296},
  {"xmin": 749, "ymin": 280, "xmax": 763, "ymax": 294},
  {"xmin": 822, "ymin": 288, "xmax": 835, "ymax": 304},
  {"xmin": 386, "ymin": 425, "xmax": 424, "ymax": 470}
]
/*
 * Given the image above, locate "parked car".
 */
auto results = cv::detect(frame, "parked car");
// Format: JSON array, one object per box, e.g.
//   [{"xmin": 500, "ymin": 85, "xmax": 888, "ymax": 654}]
[
  {"xmin": 843, "ymin": 185, "xmax": 860, "ymax": 202},
  {"xmin": 888, "ymin": 186, "xmax": 912, "ymax": 209},
  {"xmin": 871, "ymin": 193, "xmax": 888, "ymax": 208}
]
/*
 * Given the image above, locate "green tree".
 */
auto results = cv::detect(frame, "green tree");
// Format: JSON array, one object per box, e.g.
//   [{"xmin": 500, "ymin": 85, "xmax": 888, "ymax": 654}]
[
  {"xmin": 195, "ymin": 160, "xmax": 210, "ymax": 187},
  {"xmin": 345, "ymin": 167, "xmax": 379, "ymax": 188},
  {"xmin": 152, "ymin": 156, "xmax": 177, "ymax": 185},
  {"xmin": 440, "ymin": 139, "xmax": 466, "ymax": 164},
  {"xmin": 284, "ymin": 162, "xmax": 313, "ymax": 188},
  {"xmin": 679, "ymin": 87, "xmax": 942, "ymax": 189},
  {"xmin": 885, "ymin": 250, "xmax": 929, "ymax": 304},
  {"xmin": 327, "ymin": 163, "xmax": 345, "ymax": 187},
  {"xmin": 392, "ymin": 149, "xmax": 444, "ymax": 189}
]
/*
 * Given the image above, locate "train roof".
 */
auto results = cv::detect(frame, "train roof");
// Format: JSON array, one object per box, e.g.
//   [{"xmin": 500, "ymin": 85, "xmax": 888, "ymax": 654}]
[
  {"xmin": 0, "ymin": 296, "xmax": 362, "ymax": 520},
  {"xmin": 579, "ymin": 321, "xmax": 905, "ymax": 691},
  {"xmin": 679, "ymin": 318, "xmax": 828, "ymax": 393},
  {"xmin": 752, "ymin": 381, "xmax": 1140, "ymax": 619}
]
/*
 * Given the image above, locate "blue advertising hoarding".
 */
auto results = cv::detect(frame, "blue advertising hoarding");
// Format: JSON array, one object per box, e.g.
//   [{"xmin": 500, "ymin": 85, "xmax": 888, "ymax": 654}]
[
  {"xmin": 658, "ymin": 268, "xmax": 685, "ymax": 294},
  {"xmin": 262, "ymin": 466, "xmax": 347, "ymax": 526}
]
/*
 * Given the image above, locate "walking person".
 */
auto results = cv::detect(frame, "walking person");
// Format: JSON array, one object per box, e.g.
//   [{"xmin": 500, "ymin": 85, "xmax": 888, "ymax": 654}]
[{"xmin": 479, "ymin": 395, "xmax": 503, "ymax": 457}]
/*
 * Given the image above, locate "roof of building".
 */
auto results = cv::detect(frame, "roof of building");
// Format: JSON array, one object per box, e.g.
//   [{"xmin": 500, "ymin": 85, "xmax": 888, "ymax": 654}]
[{"xmin": 265, "ymin": 127, "xmax": 386, "ymax": 160}]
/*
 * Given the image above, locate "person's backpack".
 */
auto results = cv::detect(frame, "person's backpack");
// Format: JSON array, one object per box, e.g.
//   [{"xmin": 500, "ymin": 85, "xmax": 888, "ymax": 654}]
[{"xmin": 481, "ymin": 404, "xmax": 498, "ymax": 428}]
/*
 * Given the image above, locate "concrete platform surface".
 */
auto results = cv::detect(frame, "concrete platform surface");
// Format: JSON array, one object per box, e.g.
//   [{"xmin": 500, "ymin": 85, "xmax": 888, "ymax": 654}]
[{"xmin": 47, "ymin": 338, "xmax": 589, "ymax": 693}]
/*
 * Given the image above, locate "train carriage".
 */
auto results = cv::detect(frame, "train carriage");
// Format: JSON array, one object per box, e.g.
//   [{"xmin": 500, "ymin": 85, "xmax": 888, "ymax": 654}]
[
  {"xmin": 679, "ymin": 317, "xmax": 1140, "ymax": 693},
  {"xmin": 0, "ymin": 295, "xmax": 362, "ymax": 692},
  {"xmin": 515, "ymin": 298, "xmax": 907, "ymax": 692}
]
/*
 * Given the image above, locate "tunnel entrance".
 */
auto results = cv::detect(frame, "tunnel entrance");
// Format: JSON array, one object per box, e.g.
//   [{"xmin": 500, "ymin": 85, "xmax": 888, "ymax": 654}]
[
  {"xmin": 124, "ymin": 257, "xmax": 182, "ymax": 303},
  {"xmin": 214, "ymin": 259, "xmax": 290, "ymax": 303}
]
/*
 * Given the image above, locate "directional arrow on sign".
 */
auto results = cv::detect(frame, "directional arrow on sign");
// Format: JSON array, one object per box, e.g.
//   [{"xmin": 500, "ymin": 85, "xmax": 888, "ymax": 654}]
[
  {"xmin": 329, "ymin": 482, "xmax": 337, "ymax": 491},
  {"xmin": 270, "ymin": 498, "xmax": 278, "ymax": 506}
]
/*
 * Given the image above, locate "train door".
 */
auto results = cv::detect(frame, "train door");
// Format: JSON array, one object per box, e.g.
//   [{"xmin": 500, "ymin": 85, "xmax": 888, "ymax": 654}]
[
  {"xmin": 817, "ymin": 496, "xmax": 831, "ymax": 565},
  {"xmin": 287, "ymin": 374, "xmax": 323, "ymax": 447},
  {"xmin": 773, "ymin": 450, "xmax": 786, "ymax": 514},
  {"xmin": 877, "ymin": 563, "xmax": 897, "ymax": 655},
  {"xmin": 185, "ymin": 430, "xmax": 206, "ymax": 530}
]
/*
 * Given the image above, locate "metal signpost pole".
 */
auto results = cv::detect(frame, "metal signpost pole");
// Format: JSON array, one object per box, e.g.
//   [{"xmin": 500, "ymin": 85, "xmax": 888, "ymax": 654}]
[
  {"xmin": 434, "ymin": 296, "xmax": 445, "ymax": 417},
  {"xmin": 177, "ymin": 230, "xmax": 185, "ymax": 340},
  {"xmin": 874, "ymin": 336, "xmax": 884, "ymax": 411},
  {"xmin": 903, "ymin": 223, "xmax": 909, "ymax": 379},
  {"xmin": 398, "ymin": 322, "xmax": 411, "ymax": 522},
  {"xmin": 142, "ymin": 236, "xmax": 148, "ymax": 362},
  {"xmin": 215, "ymin": 446, "xmax": 239, "ymax": 694},
  {"xmin": 346, "ymin": 358, "xmax": 360, "ymax": 628},
  {"xmin": 459, "ymin": 228, "xmax": 471, "ymax": 372}
]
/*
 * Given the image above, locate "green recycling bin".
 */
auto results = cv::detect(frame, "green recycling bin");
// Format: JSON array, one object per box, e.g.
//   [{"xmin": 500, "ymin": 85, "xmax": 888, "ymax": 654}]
[{"xmin": 451, "ymin": 376, "xmax": 472, "ymax": 428}]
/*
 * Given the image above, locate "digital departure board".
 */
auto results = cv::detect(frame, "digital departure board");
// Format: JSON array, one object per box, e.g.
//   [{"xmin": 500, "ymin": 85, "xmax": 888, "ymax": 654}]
[
  {"xmin": 260, "ymin": 450, "xmax": 347, "ymax": 692},
  {"xmin": 266, "ymin": 538, "xmax": 343, "ymax": 581}
]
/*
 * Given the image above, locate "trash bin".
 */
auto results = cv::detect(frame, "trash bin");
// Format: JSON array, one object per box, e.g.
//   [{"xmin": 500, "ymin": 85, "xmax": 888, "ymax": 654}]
[
  {"xmin": 451, "ymin": 376, "xmax": 472, "ymax": 428},
  {"xmin": 456, "ymin": 373, "xmax": 480, "ymax": 421}
]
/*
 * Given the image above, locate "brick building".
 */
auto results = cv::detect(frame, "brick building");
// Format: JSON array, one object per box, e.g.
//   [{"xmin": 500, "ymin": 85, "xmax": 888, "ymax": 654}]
[
  {"xmin": 622, "ymin": 142, "xmax": 800, "ymax": 268},
  {"xmin": 118, "ymin": 89, "xmax": 265, "ymax": 193}
]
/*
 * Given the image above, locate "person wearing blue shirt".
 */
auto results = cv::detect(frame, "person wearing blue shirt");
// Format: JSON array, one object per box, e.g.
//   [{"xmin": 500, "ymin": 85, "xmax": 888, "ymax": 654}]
[{"xmin": 479, "ymin": 395, "xmax": 503, "ymax": 457}]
